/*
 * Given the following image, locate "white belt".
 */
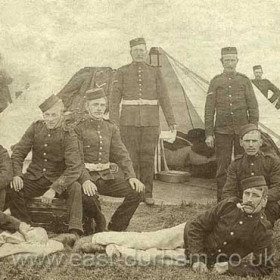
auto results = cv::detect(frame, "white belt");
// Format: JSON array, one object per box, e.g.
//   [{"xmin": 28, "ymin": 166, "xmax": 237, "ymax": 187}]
[
  {"xmin": 122, "ymin": 99, "xmax": 158, "ymax": 106},
  {"xmin": 85, "ymin": 162, "xmax": 110, "ymax": 172}
]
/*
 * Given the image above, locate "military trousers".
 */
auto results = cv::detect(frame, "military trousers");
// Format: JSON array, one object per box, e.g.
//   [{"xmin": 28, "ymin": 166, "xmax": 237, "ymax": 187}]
[
  {"xmin": 83, "ymin": 175, "xmax": 142, "ymax": 231},
  {"xmin": 215, "ymin": 133, "xmax": 243, "ymax": 202},
  {"xmin": 120, "ymin": 126, "xmax": 160, "ymax": 198},
  {"xmin": 8, "ymin": 177, "xmax": 83, "ymax": 233}
]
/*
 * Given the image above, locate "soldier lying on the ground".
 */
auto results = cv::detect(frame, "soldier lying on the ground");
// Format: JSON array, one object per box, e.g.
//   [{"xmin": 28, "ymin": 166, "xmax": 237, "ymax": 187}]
[
  {"xmin": 8, "ymin": 95, "xmax": 84, "ymax": 240},
  {"xmin": 74, "ymin": 176, "xmax": 274, "ymax": 277}
]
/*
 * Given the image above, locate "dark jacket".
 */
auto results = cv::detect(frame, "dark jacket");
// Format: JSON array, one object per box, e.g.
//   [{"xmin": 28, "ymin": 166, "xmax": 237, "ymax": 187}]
[
  {"xmin": 11, "ymin": 120, "xmax": 82, "ymax": 194},
  {"xmin": 222, "ymin": 153, "xmax": 280, "ymax": 202},
  {"xmin": 205, "ymin": 72, "xmax": 259, "ymax": 137},
  {"xmin": 0, "ymin": 145, "xmax": 12, "ymax": 190},
  {"xmin": 75, "ymin": 117, "xmax": 136, "ymax": 184},
  {"xmin": 0, "ymin": 69, "xmax": 13, "ymax": 112},
  {"xmin": 184, "ymin": 197, "xmax": 274, "ymax": 277},
  {"xmin": 252, "ymin": 78, "xmax": 280, "ymax": 103},
  {"xmin": 110, "ymin": 62, "xmax": 176, "ymax": 127}
]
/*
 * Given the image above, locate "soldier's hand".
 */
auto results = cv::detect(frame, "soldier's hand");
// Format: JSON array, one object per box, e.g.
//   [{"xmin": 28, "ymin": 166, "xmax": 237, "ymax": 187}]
[
  {"xmin": 192, "ymin": 262, "xmax": 208, "ymax": 273},
  {"xmin": 11, "ymin": 176, "xmax": 24, "ymax": 192},
  {"xmin": 82, "ymin": 180, "xmax": 97, "ymax": 196},
  {"xmin": 129, "ymin": 178, "xmax": 145, "ymax": 192},
  {"xmin": 205, "ymin": 136, "xmax": 215, "ymax": 148},
  {"xmin": 213, "ymin": 262, "xmax": 229, "ymax": 274},
  {"xmin": 41, "ymin": 188, "xmax": 56, "ymax": 205}
]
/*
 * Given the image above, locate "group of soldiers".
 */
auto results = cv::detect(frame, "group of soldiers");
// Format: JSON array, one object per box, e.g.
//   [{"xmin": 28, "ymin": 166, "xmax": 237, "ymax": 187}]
[{"xmin": 0, "ymin": 39, "xmax": 279, "ymax": 277}]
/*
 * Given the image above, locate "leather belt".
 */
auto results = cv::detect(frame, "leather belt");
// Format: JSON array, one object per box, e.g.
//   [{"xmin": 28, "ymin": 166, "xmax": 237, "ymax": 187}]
[
  {"xmin": 122, "ymin": 99, "xmax": 158, "ymax": 106},
  {"xmin": 85, "ymin": 162, "xmax": 110, "ymax": 171}
]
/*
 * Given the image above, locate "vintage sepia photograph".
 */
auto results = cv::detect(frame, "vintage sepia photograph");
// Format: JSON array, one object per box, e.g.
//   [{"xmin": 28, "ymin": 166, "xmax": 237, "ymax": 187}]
[{"xmin": 0, "ymin": 0, "xmax": 280, "ymax": 279}]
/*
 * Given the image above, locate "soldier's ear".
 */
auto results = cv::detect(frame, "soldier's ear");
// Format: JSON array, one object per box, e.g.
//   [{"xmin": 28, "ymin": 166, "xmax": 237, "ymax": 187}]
[{"xmin": 239, "ymin": 138, "xmax": 243, "ymax": 147}]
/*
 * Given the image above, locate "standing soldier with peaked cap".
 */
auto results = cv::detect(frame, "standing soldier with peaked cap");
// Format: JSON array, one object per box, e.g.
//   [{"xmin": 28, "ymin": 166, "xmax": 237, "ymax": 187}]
[
  {"xmin": 9, "ymin": 95, "xmax": 84, "ymax": 237},
  {"xmin": 75, "ymin": 87, "xmax": 145, "ymax": 232},
  {"xmin": 110, "ymin": 38, "xmax": 176, "ymax": 205},
  {"xmin": 222, "ymin": 123, "xmax": 280, "ymax": 225},
  {"xmin": 251, "ymin": 65, "xmax": 280, "ymax": 108},
  {"xmin": 205, "ymin": 47, "xmax": 259, "ymax": 202}
]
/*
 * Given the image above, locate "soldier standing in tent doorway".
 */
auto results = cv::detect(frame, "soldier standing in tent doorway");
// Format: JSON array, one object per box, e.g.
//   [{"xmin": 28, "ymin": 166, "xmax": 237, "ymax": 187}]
[
  {"xmin": 205, "ymin": 47, "xmax": 259, "ymax": 202},
  {"xmin": 110, "ymin": 38, "xmax": 176, "ymax": 205},
  {"xmin": 0, "ymin": 53, "xmax": 13, "ymax": 113},
  {"xmin": 251, "ymin": 65, "xmax": 280, "ymax": 109}
]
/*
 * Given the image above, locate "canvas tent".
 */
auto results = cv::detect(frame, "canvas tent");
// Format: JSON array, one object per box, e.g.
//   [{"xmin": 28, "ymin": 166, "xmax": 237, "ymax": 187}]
[{"xmin": 1, "ymin": 47, "xmax": 280, "ymax": 150}]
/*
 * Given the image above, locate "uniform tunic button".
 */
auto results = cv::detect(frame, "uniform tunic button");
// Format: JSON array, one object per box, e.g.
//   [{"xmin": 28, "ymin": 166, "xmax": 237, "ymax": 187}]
[
  {"xmin": 229, "ymin": 95, "xmax": 232, "ymax": 97},
  {"xmin": 44, "ymin": 159, "xmax": 47, "ymax": 162},
  {"xmin": 229, "ymin": 77, "xmax": 231, "ymax": 80},
  {"xmin": 100, "ymin": 147, "xmax": 102, "ymax": 150},
  {"xmin": 83, "ymin": 96, "xmax": 86, "ymax": 98},
  {"xmin": 99, "ymin": 152, "xmax": 102, "ymax": 155},
  {"xmin": 100, "ymin": 136, "xmax": 102, "ymax": 139},
  {"xmin": 239, "ymin": 221, "xmax": 243, "ymax": 225},
  {"xmin": 229, "ymin": 85, "xmax": 232, "ymax": 88},
  {"xmin": 230, "ymin": 232, "xmax": 234, "ymax": 236},
  {"xmin": 43, "ymin": 168, "xmax": 46, "ymax": 172},
  {"xmin": 223, "ymin": 241, "xmax": 227, "ymax": 245},
  {"xmin": 48, "ymin": 134, "xmax": 51, "ymax": 137},
  {"xmin": 218, "ymin": 249, "xmax": 221, "ymax": 253},
  {"xmin": 44, "ymin": 144, "xmax": 48, "ymax": 147},
  {"xmin": 230, "ymin": 103, "xmax": 232, "ymax": 106},
  {"xmin": 230, "ymin": 112, "xmax": 234, "ymax": 115},
  {"xmin": 139, "ymin": 79, "xmax": 142, "ymax": 82},
  {"xmin": 251, "ymin": 172, "xmax": 255, "ymax": 175},
  {"xmin": 251, "ymin": 162, "xmax": 254, "ymax": 166},
  {"xmin": 43, "ymin": 153, "xmax": 46, "ymax": 156},
  {"xmin": 99, "ymin": 158, "xmax": 101, "ymax": 161}
]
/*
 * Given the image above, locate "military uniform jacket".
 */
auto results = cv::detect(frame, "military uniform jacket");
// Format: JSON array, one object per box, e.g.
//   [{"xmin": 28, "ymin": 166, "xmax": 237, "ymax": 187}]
[
  {"xmin": 222, "ymin": 153, "xmax": 280, "ymax": 202},
  {"xmin": 110, "ymin": 62, "xmax": 176, "ymax": 127},
  {"xmin": 0, "ymin": 145, "xmax": 12, "ymax": 189},
  {"xmin": 74, "ymin": 117, "xmax": 136, "ymax": 184},
  {"xmin": 11, "ymin": 120, "xmax": 82, "ymax": 194},
  {"xmin": 184, "ymin": 197, "xmax": 274, "ymax": 277},
  {"xmin": 252, "ymin": 78, "xmax": 280, "ymax": 103},
  {"xmin": 0, "ymin": 211, "xmax": 20, "ymax": 233},
  {"xmin": 205, "ymin": 72, "xmax": 259, "ymax": 137}
]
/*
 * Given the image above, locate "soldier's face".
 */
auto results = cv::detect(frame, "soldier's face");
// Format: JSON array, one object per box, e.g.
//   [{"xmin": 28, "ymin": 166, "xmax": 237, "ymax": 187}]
[
  {"xmin": 130, "ymin": 44, "xmax": 147, "ymax": 62},
  {"xmin": 43, "ymin": 102, "xmax": 64, "ymax": 129},
  {"xmin": 254, "ymin": 69, "xmax": 263, "ymax": 79},
  {"xmin": 240, "ymin": 130, "xmax": 262, "ymax": 156},
  {"xmin": 86, "ymin": 98, "xmax": 107, "ymax": 120},
  {"xmin": 242, "ymin": 187, "xmax": 267, "ymax": 214},
  {"xmin": 221, "ymin": 54, "xmax": 238, "ymax": 73}
]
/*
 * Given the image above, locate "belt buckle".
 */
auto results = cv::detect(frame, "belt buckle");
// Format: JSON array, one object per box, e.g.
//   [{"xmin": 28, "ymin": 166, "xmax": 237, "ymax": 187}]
[{"xmin": 96, "ymin": 163, "xmax": 102, "ymax": 170}]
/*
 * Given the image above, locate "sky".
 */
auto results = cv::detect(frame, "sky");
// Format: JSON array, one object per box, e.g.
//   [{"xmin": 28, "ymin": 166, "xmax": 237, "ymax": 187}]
[{"xmin": 0, "ymin": 0, "xmax": 280, "ymax": 96}]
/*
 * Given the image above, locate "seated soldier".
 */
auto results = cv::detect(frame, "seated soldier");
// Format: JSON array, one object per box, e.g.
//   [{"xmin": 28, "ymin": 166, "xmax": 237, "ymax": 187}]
[
  {"xmin": 74, "ymin": 176, "xmax": 273, "ymax": 277},
  {"xmin": 74, "ymin": 87, "xmax": 145, "ymax": 232},
  {"xmin": 222, "ymin": 123, "xmax": 280, "ymax": 226},
  {"xmin": 0, "ymin": 145, "xmax": 12, "ymax": 210},
  {"xmin": 8, "ymin": 95, "xmax": 83, "ymax": 238}
]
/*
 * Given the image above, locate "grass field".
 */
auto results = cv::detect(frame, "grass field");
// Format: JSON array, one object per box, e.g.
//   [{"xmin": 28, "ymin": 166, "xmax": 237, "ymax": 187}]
[{"xmin": 1, "ymin": 201, "xmax": 280, "ymax": 280}]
